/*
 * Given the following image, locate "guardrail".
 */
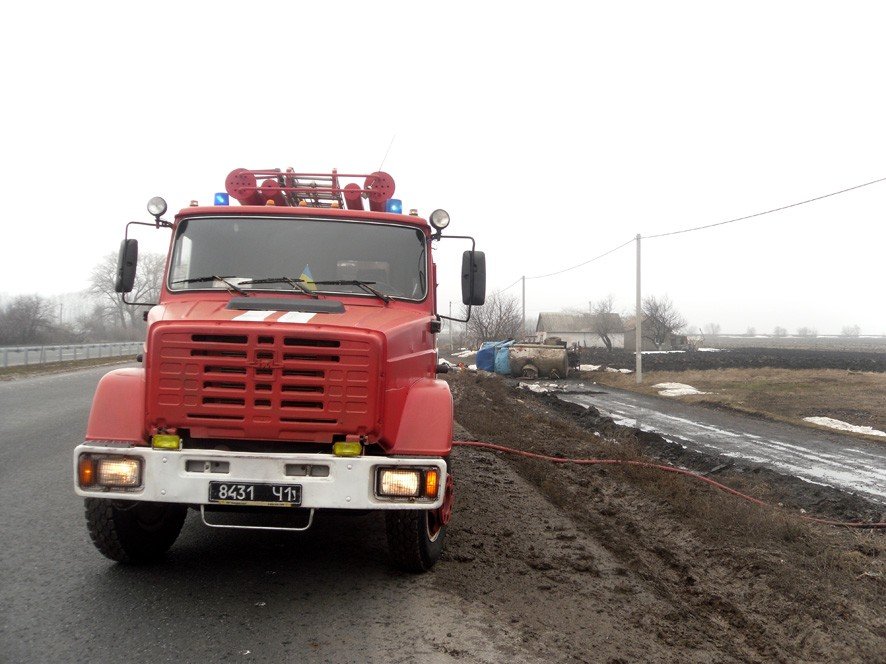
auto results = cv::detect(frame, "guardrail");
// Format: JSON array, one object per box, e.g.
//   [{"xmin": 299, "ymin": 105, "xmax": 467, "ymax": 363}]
[{"xmin": 0, "ymin": 342, "xmax": 142, "ymax": 368}]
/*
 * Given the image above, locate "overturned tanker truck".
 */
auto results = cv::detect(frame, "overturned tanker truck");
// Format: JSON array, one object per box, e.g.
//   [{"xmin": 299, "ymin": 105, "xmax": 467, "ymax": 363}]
[{"xmin": 73, "ymin": 167, "xmax": 485, "ymax": 572}]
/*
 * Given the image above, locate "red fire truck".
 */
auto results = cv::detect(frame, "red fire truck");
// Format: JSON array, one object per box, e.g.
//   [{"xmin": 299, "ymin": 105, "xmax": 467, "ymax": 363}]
[{"xmin": 73, "ymin": 168, "xmax": 485, "ymax": 572}]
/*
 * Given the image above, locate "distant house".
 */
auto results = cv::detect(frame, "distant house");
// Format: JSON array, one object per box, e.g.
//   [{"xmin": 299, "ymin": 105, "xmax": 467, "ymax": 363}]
[
  {"xmin": 535, "ymin": 313, "xmax": 625, "ymax": 348},
  {"xmin": 623, "ymin": 320, "xmax": 688, "ymax": 352}
]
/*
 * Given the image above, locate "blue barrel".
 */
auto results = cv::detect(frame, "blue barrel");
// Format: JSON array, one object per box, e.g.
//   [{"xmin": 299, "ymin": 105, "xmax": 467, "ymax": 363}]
[
  {"xmin": 476, "ymin": 342, "xmax": 498, "ymax": 372},
  {"xmin": 494, "ymin": 341, "xmax": 514, "ymax": 375}
]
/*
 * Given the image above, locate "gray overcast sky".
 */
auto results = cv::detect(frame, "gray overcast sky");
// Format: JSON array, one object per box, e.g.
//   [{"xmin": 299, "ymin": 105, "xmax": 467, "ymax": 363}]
[{"xmin": 2, "ymin": 1, "xmax": 884, "ymax": 334}]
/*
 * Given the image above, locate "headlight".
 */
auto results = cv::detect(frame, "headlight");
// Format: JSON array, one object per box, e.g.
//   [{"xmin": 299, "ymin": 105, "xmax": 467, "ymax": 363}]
[
  {"xmin": 78, "ymin": 454, "xmax": 142, "ymax": 489},
  {"xmin": 378, "ymin": 469, "xmax": 421, "ymax": 497}
]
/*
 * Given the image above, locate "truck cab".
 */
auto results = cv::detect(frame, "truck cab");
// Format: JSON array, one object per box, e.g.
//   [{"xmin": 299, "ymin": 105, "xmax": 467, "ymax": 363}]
[{"xmin": 74, "ymin": 168, "xmax": 485, "ymax": 572}]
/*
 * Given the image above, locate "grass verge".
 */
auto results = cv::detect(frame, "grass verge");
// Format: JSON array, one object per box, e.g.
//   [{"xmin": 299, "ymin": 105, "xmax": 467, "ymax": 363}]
[{"xmin": 0, "ymin": 356, "xmax": 136, "ymax": 381}]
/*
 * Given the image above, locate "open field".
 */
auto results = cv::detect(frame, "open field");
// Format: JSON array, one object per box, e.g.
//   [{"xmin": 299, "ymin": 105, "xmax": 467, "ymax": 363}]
[
  {"xmin": 703, "ymin": 336, "xmax": 886, "ymax": 353},
  {"xmin": 580, "ymin": 347, "xmax": 886, "ymax": 373},
  {"xmin": 587, "ymin": 368, "xmax": 886, "ymax": 441}
]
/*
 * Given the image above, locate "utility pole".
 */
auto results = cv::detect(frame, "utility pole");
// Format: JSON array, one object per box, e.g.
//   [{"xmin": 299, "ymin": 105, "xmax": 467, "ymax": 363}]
[
  {"xmin": 635, "ymin": 234, "xmax": 642, "ymax": 383},
  {"xmin": 521, "ymin": 275, "xmax": 526, "ymax": 339},
  {"xmin": 448, "ymin": 301, "xmax": 453, "ymax": 351}
]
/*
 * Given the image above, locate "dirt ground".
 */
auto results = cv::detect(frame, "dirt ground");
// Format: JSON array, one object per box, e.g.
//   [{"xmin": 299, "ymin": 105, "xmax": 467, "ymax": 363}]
[{"xmin": 440, "ymin": 372, "xmax": 885, "ymax": 663}]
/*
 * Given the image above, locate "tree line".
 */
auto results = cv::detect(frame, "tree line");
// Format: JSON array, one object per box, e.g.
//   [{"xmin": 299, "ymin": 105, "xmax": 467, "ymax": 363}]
[
  {"xmin": 457, "ymin": 293, "xmax": 867, "ymax": 351},
  {"xmin": 0, "ymin": 252, "xmax": 164, "ymax": 346}
]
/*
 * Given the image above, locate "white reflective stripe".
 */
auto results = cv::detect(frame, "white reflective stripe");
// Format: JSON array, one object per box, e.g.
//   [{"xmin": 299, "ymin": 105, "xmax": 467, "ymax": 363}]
[
  {"xmin": 232, "ymin": 310, "xmax": 277, "ymax": 321},
  {"xmin": 278, "ymin": 312, "xmax": 315, "ymax": 324}
]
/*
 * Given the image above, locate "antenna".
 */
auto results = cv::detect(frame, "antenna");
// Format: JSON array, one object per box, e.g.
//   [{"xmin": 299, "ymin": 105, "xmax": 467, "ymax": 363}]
[{"xmin": 378, "ymin": 134, "xmax": 396, "ymax": 172}]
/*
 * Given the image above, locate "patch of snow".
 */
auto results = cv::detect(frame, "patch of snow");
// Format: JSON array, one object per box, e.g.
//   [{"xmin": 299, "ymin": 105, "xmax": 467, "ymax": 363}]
[
  {"xmin": 642, "ymin": 350, "xmax": 686, "ymax": 354},
  {"xmin": 453, "ymin": 350, "xmax": 476, "ymax": 358},
  {"xmin": 467, "ymin": 364, "xmax": 477, "ymax": 372},
  {"xmin": 652, "ymin": 382, "xmax": 708, "ymax": 397},
  {"xmin": 696, "ymin": 348, "xmax": 723, "ymax": 352},
  {"xmin": 578, "ymin": 364, "xmax": 632, "ymax": 374},
  {"xmin": 519, "ymin": 381, "xmax": 570, "ymax": 394},
  {"xmin": 803, "ymin": 417, "xmax": 886, "ymax": 438}
]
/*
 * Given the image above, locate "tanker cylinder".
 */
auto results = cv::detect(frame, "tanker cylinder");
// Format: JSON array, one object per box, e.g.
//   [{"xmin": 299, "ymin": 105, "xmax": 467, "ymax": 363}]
[
  {"xmin": 365, "ymin": 171, "xmax": 395, "ymax": 212},
  {"xmin": 343, "ymin": 183, "xmax": 364, "ymax": 210},
  {"xmin": 225, "ymin": 168, "xmax": 265, "ymax": 205}
]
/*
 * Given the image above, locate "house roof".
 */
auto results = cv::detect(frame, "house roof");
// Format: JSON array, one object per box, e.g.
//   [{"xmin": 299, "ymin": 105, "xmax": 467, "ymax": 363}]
[{"xmin": 536, "ymin": 312, "xmax": 624, "ymax": 333}]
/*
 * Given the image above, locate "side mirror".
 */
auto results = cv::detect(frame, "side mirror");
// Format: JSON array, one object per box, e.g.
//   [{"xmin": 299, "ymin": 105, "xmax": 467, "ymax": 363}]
[
  {"xmin": 461, "ymin": 250, "xmax": 486, "ymax": 306},
  {"xmin": 115, "ymin": 239, "xmax": 138, "ymax": 293}
]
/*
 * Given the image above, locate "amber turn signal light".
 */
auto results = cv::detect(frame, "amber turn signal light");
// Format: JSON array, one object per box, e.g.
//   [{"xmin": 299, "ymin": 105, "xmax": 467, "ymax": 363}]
[
  {"xmin": 78, "ymin": 455, "xmax": 95, "ymax": 487},
  {"xmin": 424, "ymin": 469, "xmax": 439, "ymax": 499}
]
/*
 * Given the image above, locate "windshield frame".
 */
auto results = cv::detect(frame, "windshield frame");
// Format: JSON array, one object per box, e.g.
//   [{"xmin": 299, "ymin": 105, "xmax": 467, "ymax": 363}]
[{"xmin": 166, "ymin": 214, "xmax": 430, "ymax": 303}]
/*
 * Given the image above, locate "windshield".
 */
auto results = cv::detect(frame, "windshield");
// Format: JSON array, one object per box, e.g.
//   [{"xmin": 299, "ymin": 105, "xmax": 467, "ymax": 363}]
[{"xmin": 168, "ymin": 216, "xmax": 428, "ymax": 301}]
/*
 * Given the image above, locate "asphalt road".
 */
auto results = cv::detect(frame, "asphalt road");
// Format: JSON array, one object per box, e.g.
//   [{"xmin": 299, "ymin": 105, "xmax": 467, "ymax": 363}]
[
  {"xmin": 0, "ymin": 366, "xmax": 540, "ymax": 664},
  {"xmin": 555, "ymin": 384, "xmax": 886, "ymax": 505}
]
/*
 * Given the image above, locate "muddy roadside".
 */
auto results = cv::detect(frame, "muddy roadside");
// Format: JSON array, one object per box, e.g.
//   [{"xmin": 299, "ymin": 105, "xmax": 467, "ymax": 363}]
[{"xmin": 440, "ymin": 372, "xmax": 884, "ymax": 663}]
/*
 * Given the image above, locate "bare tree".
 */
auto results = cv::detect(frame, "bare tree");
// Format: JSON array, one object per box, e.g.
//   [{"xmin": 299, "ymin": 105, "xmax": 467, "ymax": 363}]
[
  {"xmin": 773, "ymin": 326, "xmax": 787, "ymax": 337},
  {"xmin": 796, "ymin": 326, "xmax": 817, "ymax": 338},
  {"xmin": 0, "ymin": 295, "xmax": 53, "ymax": 344},
  {"xmin": 841, "ymin": 324, "xmax": 861, "ymax": 337},
  {"xmin": 642, "ymin": 295, "xmax": 686, "ymax": 349},
  {"xmin": 703, "ymin": 322, "xmax": 721, "ymax": 337},
  {"xmin": 89, "ymin": 252, "xmax": 127, "ymax": 329},
  {"xmin": 461, "ymin": 292, "xmax": 522, "ymax": 348},
  {"xmin": 745, "ymin": 326, "xmax": 756, "ymax": 337},
  {"xmin": 590, "ymin": 295, "xmax": 620, "ymax": 351},
  {"xmin": 89, "ymin": 252, "xmax": 165, "ymax": 334}
]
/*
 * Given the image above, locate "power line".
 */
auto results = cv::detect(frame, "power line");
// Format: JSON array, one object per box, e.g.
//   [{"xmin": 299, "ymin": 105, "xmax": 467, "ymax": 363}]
[
  {"xmin": 526, "ymin": 237, "xmax": 636, "ymax": 279},
  {"xmin": 645, "ymin": 175, "xmax": 886, "ymax": 239},
  {"xmin": 491, "ymin": 174, "xmax": 886, "ymax": 300},
  {"xmin": 490, "ymin": 276, "xmax": 522, "ymax": 296}
]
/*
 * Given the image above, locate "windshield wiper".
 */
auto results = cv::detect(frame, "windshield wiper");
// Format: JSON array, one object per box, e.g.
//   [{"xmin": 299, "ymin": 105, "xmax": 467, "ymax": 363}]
[
  {"xmin": 313, "ymin": 280, "xmax": 391, "ymax": 303},
  {"xmin": 238, "ymin": 277, "xmax": 319, "ymax": 299},
  {"xmin": 172, "ymin": 275, "xmax": 250, "ymax": 297}
]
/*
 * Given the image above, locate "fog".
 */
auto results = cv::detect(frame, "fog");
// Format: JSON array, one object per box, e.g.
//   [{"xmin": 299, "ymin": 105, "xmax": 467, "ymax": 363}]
[{"xmin": 1, "ymin": 1, "xmax": 884, "ymax": 335}]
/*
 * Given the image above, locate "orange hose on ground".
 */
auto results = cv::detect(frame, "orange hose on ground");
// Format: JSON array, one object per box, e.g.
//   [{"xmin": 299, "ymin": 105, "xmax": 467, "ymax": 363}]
[{"xmin": 452, "ymin": 440, "xmax": 886, "ymax": 529}]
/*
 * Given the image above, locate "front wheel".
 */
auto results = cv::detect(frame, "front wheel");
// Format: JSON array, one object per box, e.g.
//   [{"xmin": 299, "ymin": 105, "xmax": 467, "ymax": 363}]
[
  {"xmin": 84, "ymin": 499, "xmax": 187, "ymax": 564},
  {"xmin": 385, "ymin": 472, "xmax": 454, "ymax": 573}
]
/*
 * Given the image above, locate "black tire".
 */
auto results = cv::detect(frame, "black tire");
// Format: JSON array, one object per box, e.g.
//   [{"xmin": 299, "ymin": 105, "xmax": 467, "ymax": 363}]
[
  {"xmin": 84, "ymin": 499, "xmax": 187, "ymax": 564},
  {"xmin": 385, "ymin": 509, "xmax": 446, "ymax": 573}
]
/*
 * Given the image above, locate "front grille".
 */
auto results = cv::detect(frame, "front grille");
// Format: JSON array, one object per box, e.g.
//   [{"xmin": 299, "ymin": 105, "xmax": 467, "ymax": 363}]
[{"xmin": 148, "ymin": 325, "xmax": 382, "ymax": 442}]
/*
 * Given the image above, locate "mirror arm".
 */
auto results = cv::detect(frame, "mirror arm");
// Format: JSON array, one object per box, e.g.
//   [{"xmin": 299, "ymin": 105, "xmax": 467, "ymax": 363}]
[
  {"xmin": 119, "ymin": 219, "xmax": 170, "ymax": 307},
  {"xmin": 121, "ymin": 293, "xmax": 158, "ymax": 307},
  {"xmin": 439, "ymin": 306, "xmax": 472, "ymax": 324}
]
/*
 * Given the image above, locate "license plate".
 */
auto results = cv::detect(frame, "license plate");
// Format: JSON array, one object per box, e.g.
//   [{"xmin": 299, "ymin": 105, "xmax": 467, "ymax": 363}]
[{"xmin": 208, "ymin": 481, "xmax": 302, "ymax": 507}]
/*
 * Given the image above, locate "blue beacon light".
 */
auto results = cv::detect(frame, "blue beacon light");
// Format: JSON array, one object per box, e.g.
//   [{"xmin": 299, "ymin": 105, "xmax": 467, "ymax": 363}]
[
  {"xmin": 214, "ymin": 192, "xmax": 230, "ymax": 206},
  {"xmin": 385, "ymin": 198, "xmax": 403, "ymax": 214}
]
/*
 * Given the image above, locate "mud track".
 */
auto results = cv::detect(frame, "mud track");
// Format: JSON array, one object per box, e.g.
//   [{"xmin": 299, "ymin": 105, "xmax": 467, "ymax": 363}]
[{"xmin": 439, "ymin": 373, "xmax": 884, "ymax": 663}]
